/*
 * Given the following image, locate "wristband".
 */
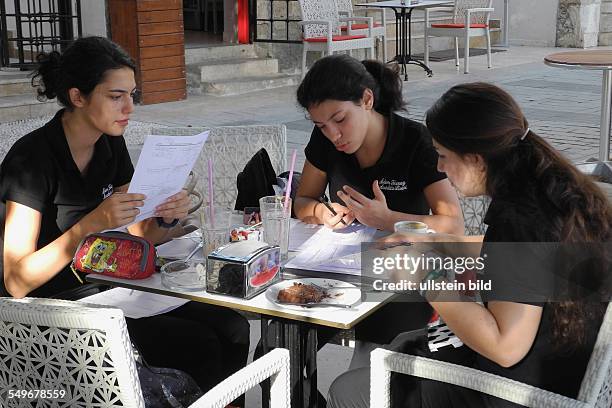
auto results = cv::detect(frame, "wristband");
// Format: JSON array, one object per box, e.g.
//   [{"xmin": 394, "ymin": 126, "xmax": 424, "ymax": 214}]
[{"xmin": 156, "ymin": 217, "xmax": 179, "ymax": 228}]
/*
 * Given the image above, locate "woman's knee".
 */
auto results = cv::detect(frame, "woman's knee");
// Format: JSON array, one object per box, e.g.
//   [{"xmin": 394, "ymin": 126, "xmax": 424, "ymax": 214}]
[{"xmin": 327, "ymin": 368, "xmax": 370, "ymax": 408}]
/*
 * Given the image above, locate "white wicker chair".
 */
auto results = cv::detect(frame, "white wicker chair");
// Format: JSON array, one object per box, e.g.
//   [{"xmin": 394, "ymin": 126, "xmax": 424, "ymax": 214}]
[
  {"xmin": 298, "ymin": 0, "xmax": 375, "ymax": 77},
  {"xmin": 458, "ymin": 194, "xmax": 490, "ymax": 236},
  {"xmin": 370, "ymin": 303, "xmax": 612, "ymax": 408},
  {"xmin": 335, "ymin": 0, "xmax": 387, "ymax": 61},
  {"xmin": 124, "ymin": 125, "xmax": 288, "ymax": 211},
  {"xmin": 0, "ymin": 297, "xmax": 291, "ymax": 408},
  {"xmin": 424, "ymin": 0, "xmax": 494, "ymax": 74}
]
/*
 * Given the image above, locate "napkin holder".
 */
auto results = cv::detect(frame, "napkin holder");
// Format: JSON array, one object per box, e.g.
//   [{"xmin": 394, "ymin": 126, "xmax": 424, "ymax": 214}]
[{"xmin": 206, "ymin": 240, "xmax": 281, "ymax": 299}]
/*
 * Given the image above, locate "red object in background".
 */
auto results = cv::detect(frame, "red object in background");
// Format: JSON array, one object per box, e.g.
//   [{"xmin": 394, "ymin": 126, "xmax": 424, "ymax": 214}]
[{"xmin": 238, "ymin": 0, "xmax": 249, "ymax": 44}]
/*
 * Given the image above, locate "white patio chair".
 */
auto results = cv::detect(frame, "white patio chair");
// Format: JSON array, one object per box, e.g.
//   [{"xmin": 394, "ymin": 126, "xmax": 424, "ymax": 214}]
[
  {"xmin": 298, "ymin": 0, "xmax": 375, "ymax": 77},
  {"xmin": 124, "ymin": 124, "xmax": 287, "ymax": 211},
  {"xmin": 335, "ymin": 0, "xmax": 387, "ymax": 61},
  {"xmin": 0, "ymin": 297, "xmax": 291, "ymax": 408},
  {"xmin": 370, "ymin": 303, "xmax": 612, "ymax": 408},
  {"xmin": 424, "ymin": 0, "xmax": 494, "ymax": 74}
]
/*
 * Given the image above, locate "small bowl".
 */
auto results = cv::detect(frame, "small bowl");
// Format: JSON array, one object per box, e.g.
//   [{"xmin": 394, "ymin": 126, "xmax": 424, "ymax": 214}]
[{"xmin": 161, "ymin": 259, "xmax": 206, "ymax": 291}]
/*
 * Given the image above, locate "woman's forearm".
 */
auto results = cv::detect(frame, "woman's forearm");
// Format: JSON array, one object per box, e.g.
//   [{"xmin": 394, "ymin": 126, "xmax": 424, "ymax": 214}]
[
  {"xmin": 128, "ymin": 217, "xmax": 173, "ymax": 244},
  {"xmin": 294, "ymin": 196, "xmax": 324, "ymax": 224},
  {"xmin": 431, "ymin": 300, "xmax": 541, "ymax": 368},
  {"xmin": 4, "ymin": 220, "xmax": 98, "ymax": 298}
]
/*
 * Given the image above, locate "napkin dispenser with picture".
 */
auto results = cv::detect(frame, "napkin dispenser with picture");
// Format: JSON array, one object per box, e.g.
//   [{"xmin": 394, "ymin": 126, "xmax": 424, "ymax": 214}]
[{"xmin": 206, "ymin": 240, "xmax": 281, "ymax": 299}]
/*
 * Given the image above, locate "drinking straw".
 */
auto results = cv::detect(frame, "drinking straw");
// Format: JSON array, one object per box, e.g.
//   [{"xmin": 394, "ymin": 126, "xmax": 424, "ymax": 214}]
[
  {"xmin": 208, "ymin": 158, "xmax": 215, "ymax": 228},
  {"xmin": 284, "ymin": 149, "xmax": 297, "ymax": 213}
]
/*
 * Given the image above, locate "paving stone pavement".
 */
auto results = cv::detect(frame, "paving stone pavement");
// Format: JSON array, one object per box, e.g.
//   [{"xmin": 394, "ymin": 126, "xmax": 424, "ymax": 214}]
[{"xmin": 132, "ymin": 48, "xmax": 609, "ymax": 170}]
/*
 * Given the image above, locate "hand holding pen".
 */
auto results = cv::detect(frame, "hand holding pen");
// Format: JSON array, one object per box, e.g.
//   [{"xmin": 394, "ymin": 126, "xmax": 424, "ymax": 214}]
[{"xmin": 317, "ymin": 194, "xmax": 354, "ymax": 229}]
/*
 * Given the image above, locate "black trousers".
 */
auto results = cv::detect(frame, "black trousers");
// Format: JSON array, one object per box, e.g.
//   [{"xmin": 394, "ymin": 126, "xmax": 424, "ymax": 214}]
[
  {"xmin": 126, "ymin": 302, "xmax": 250, "ymax": 395},
  {"xmin": 327, "ymin": 329, "xmax": 521, "ymax": 408}
]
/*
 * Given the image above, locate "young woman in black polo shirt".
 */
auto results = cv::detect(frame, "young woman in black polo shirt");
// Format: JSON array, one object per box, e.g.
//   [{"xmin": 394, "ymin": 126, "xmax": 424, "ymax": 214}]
[
  {"xmin": 328, "ymin": 83, "xmax": 611, "ymax": 407},
  {"xmin": 0, "ymin": 37, "xmax": 249, "ymax": 403},
  {"xmin": 294, "ymin": 54, "xmax": 463, "ymax": 234}
]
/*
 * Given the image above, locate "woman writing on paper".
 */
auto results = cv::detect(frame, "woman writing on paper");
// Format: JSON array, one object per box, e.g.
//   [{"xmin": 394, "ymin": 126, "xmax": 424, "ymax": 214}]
[
  {"xmin": 293, "ymin": 54, "xmax": 463, "ymax": 234},
  {"xmin": 0, "ymin": 36, "xmax": 249, "ymax": 402},
  {"xmin": 328, "ymin": 82, "xmax": 611, "ymax": 407}
]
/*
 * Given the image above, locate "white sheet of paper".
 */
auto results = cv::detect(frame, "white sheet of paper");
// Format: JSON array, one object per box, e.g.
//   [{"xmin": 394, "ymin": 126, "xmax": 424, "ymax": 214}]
[
  {"xmin": 127, "ymin": 131, "xmax": 209, "ymax": 224},
  {"xmin": 78, "ymin": 287, "xmax": 189, "ymax": 319},
  {"xmin": 285, "ymin": 221, "xmax": 376, "ymax": 275},
  {"xmin": 288, "ymin": 218, "xmax": 321, "ymax": 251}
]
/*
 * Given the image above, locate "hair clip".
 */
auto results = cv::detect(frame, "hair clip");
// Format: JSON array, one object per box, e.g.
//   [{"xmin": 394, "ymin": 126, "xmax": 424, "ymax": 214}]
[{"xmin": 520, "ymin": 127, "xmax": 530, "ymax": 141}]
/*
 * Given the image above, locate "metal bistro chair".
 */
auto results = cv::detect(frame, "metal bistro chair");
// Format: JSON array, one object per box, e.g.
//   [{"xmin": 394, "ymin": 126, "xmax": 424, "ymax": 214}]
[
  {"xmin": 0, "ymin": 297, "xmax": 291, "ymax": 408},
  {"xmin": 424, "ymin": 0, "xmax": 494, "ymax": 74},
  {"xmin": 336, "ymin": 0, "xmax": 387, "ymax": 61},
  {"xmin": 298, "ymin": 0, "xmax": 375, "ymax": 77},
  {"xmin": 370, "ymin": 303, "xmax": 612, "ymax": 408}
]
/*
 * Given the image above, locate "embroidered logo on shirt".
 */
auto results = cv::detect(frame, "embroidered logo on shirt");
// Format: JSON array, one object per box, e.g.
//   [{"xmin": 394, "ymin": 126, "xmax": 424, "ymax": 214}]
[
  {"xmin": 102, "ymin": 184, "xmax": 113, "ymax": 199},
  {"xmin": 378, "ymin": 178, "xmax": 407, "ymax": 191}
]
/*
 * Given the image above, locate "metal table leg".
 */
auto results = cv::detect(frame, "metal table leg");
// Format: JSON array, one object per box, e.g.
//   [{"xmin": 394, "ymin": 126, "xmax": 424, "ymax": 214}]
[
  {"xmin": 261, "ymin": 317, "xmax": 271, "ymax": 408},
  {"xmin": 500, "ymin": 0, "xmax": 509, "ymax": 48},
  {"xmin": 305, "ymin": 326, "xmax": 318, "ymax": 408},
  {"xmin": 261, "ymin": 317, "xmax": 318, "ymax": 408},
  {"xmin": 391, "ymin": 7, "xmax": 433, "ymax": 81},
  {"xmin": 600, "ymin": 70, "xmax": 612, "ymax": 162}
]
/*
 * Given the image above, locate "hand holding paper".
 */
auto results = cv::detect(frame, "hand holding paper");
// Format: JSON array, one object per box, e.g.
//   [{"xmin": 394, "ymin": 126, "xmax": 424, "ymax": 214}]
[{"xmin": 127, "ymin": 131, "xmax": 209, "ymax": 225}]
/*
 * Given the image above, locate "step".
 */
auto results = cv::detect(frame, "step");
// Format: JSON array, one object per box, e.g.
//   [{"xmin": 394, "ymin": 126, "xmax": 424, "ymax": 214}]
[
  {"xmin": 195, "ymin": 73, "xmax": 300, "ymax": 96},
  {"xmin": 189, "ymin": 57, "xmax": 280, "ymax": 83},
  {"xmin": 0, "ymin": 94, "xmax": 58, "ymax": 122},
  {"xmin": 0, "ymin": 77, "xmax": 34, "ymax": 97},
  {"xmin": 185, "ymin": 44, "xmax": 258, "ymax": 65}
]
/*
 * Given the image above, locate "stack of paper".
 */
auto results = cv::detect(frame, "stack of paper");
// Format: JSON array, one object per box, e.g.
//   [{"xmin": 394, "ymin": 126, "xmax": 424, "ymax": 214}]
[
  {"xmin": 78, "ymin": 288, "xmax": 189, "ymax": 319},
  {"xmin": 285, "ymin": 220, "xmax": 376, "ymax": 275}
]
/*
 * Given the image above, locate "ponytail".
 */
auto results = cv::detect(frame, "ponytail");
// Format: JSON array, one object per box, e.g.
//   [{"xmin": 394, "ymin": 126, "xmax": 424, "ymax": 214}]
[
  {"xmin": 296, "ymin": 54, "xmax": 404, "ymax": 115},
  {"xmin": 361, "ymin": 59, "xmax": 403, "ymax": 114},
  {"xmin": 33, "ymin": 51, "xmax": 62, "ymax": 102}
]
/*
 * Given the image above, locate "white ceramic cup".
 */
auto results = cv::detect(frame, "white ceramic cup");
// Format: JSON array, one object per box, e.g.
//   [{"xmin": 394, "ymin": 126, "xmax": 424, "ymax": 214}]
[{"xmin": 393, "ymin": 220, "xmax": 432, "ymax": 234}]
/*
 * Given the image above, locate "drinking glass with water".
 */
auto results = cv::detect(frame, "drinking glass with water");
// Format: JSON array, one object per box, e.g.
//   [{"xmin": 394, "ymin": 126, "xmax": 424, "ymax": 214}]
[{"xmin": 259, "ymin": 196, "xmax": 292, "ymax": 261}]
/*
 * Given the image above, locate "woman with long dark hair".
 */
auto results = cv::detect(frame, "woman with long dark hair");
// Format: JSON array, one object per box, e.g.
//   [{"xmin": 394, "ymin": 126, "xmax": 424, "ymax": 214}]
[
  {"xmin": 328, "ymin": 82, "xmax": 611, "ymax": 407},
  {"xmin": 0, "ymin": 36, "xmax": 249, "ymax": 404}
]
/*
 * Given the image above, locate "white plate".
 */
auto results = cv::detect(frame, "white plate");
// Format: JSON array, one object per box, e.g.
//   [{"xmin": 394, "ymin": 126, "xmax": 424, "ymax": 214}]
[{"xmin": 265, "ymin": 278, "xmax": 361, "ymax": 310}]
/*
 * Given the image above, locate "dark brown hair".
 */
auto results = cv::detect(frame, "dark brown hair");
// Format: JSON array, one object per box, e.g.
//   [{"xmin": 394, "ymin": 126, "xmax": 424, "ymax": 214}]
[
  {"xmin": 426, "ymin": 82, "xmax": 611, "ymax": 347},
  {"xmin": 32, "ymin": 36, "xmax": 136, "ymax": 109},
  {"xmin": 296, "ymin": 54, "xmax": 404, "ymax": 115}
]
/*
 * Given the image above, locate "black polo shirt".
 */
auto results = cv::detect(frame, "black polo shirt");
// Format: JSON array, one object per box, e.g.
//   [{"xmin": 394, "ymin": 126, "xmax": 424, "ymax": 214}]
[
  {"xmin": 304, "ymin": 112, "xmax": 446, "ymax": 215},
  {"xmin": 476, "ymin": 198, "xmax": 604, "ymax": 400},
  {"xmin": 0, "ymin": 109, "xmax": 134, "ymax": 297}
]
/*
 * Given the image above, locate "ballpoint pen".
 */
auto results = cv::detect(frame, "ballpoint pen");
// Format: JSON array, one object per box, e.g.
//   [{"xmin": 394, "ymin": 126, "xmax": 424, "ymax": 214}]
[{"xmin": 318, "ymin": 194, "xmax": 348, "ymax": 226}]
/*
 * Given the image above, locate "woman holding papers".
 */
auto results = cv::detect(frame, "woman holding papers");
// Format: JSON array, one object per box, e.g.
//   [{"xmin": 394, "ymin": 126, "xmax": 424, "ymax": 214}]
[
  {"xmin": 294, "ymin": 54, "xmax": 463, "ymax": 234},
  {"xmin": 327, "ymin": 83, "xmax": 611, "ymax": 407},
  {"xmin": 0, "ymin": 37, "xmax": 249, "ymax": 401}
]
